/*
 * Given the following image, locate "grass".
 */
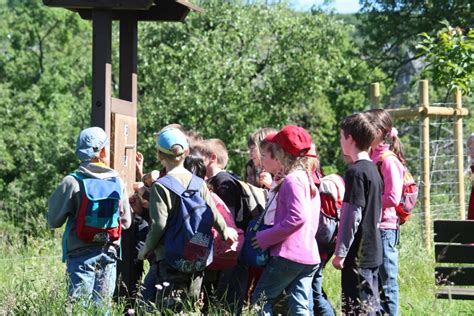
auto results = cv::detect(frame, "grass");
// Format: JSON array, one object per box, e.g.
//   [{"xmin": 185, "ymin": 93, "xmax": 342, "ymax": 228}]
[{"xmin": 1, "ymin": 218, "xmax": 473, "ymax": 315}]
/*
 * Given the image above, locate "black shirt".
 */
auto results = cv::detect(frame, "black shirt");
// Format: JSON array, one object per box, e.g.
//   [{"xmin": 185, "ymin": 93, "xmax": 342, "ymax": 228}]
[{"xmin": 344, "ymin": 159, "xmax": 383, "ymax": 268}]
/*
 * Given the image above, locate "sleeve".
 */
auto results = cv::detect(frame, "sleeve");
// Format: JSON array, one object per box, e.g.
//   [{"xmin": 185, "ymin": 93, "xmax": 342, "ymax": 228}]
[
  {"xmin": 344, "ymin": 171, "xmax": 366, "ymax": 208},
  {"xmin": 211, "ymin": 175, "xmax": 240, "ymax": 219},
  {"xmin": 256, "ymin": 177, "xmax": 306, "ymax": 250},
  {"xmin": 334, "ymin": 202, "xmax": 362, "ymax": 257},
  {"xmin": 379, "ymin": 156, "xmax": 404, "ymax": 209},
  {"xmin": 201, "ymin": 185, "xmax": 229, "ymax": 241},
  {"xmin": 47, "ymin": 175, "xmax": 79, "ymax": 229},
  {"xmin": 120, "ymin": 179, "xmax": 132, "ymax": 230},
  {"xmin": 142, "ymin": 183, "xmax": 172, "ymax": 255}
]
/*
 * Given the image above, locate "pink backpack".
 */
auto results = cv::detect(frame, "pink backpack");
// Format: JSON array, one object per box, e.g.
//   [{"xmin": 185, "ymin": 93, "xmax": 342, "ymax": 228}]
[{"xmin": 207, "ymin": 193, "xmax": 244, "ymax": 270}]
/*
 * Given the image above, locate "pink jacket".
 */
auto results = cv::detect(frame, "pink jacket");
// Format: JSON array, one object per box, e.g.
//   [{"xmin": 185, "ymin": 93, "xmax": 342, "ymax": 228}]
[
  {"xmin": 256, "ymin": 170, "xmax": 320, "ymax": 265},
  {"xmin": 370, "ymin": 144, "xmax": 404, "ymax": 229}
]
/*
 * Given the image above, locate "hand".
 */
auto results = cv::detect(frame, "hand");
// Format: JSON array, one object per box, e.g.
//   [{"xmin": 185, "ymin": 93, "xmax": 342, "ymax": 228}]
[
  {"xmin": 129, "ymin": 194, "xmax": 144, "ymax": 215},
  {"xmin": 225, "ymin": 227, "xmax": 239, "ymax": 243},
  {"xmin": 136, "ymin": 152, "xmax": 144, "ymax": 180},
  {"xmin": 251, "ymin": 236, "xmax": 261, "ymax": 249},
  {"xmin": 258, "ymin": 171, "xmax": 273, "ymax": 190},
  {"xmin": 332, "ymin": 255, "xmax": 345, "ymax": 270},
  {"xmin": 137, "ymin": 244, "xmax": 148, "ymax": 261}
]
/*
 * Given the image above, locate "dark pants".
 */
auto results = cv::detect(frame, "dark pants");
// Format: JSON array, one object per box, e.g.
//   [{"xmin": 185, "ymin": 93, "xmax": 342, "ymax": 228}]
[
  {"xmin": 341, "ymin": 265, "xmax": 381, "ymax": 315},
  {"xmin": 156, "ymin": 260, "xmax": 204, "ymax": 312}
]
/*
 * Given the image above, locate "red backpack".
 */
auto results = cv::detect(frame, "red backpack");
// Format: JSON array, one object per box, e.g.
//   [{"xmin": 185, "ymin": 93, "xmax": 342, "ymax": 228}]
[
  {"xmin": 378, "ymin": 151, "xmax": 418, "ymax": 225},
  {"xmin": 207, "ymin": 193, "xmax": 244, "ymax": 270},
  {"xmin": 72, "ymin": 173, "xmax": 123, "ymax": 243}
]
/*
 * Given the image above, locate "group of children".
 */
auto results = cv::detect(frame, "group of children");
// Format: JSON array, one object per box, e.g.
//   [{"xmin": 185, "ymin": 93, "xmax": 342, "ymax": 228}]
[{"xmin": 48, "ymin": 108, "xmax": 408, "ymax": 315}]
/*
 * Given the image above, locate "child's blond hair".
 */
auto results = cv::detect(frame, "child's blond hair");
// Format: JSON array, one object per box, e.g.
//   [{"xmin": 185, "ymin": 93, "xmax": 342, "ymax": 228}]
[
  {"xmin": 274, "ymin": 144, "xmax": 319, "ymax": 197},
  {"xmin": 194, "ymin": 139, "xmax": 229, "ymax": 168}
]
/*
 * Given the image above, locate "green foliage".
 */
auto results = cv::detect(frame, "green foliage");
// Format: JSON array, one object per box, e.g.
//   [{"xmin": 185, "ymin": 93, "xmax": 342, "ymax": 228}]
[
  {"xmin": 417, "ymin": 22, "xmax": 474, "ymax": 96},
  {"xmin": 358, "ymin": 0, "xmax": 474, "ymax": 77}
]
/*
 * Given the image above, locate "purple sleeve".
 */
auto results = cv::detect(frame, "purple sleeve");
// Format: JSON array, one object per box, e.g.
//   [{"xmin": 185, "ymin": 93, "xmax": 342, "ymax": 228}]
[
  {"xmin": 256, "ymin": 177, "xmax": 306, "ymax": 250},
  {"xmin": 380, "ymin": 156, "xmax": 404, "ymax": 208}
]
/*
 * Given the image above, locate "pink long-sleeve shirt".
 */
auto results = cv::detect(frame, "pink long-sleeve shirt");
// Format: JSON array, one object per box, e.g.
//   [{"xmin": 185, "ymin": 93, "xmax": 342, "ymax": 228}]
[
  {"xmin": 370, "ymin": 144, "xmax": 404, "ymax": 229},
  {"xmin": 256, "ymin": 170, "xmax": 320, "ymax": 265}
]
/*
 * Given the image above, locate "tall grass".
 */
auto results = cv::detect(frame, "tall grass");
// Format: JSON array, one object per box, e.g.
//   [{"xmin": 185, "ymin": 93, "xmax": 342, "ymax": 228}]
[{"xmin": 1, "ymin": 218, "xmax": 473, "ymax": 315}]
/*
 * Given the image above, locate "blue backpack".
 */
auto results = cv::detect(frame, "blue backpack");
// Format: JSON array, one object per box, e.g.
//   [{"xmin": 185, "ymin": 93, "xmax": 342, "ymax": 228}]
[{"xmin": 157, "ymin": 175, "xmax": 214, "ymax": 273}]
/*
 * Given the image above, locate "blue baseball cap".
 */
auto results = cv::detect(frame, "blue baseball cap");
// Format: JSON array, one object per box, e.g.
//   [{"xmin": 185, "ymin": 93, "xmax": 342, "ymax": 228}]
[
  {"xmin": 156, "ymin": 127, "xmax": 188, "ymax": 156},
  {"xmin": 75, "ymin": 127, "xmax": 109, "ymax": 161}
]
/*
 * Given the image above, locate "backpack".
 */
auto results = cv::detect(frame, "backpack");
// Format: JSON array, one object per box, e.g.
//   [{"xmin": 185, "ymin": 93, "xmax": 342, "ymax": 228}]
[
  {"xmin": 157, "ymin": 174, "xmax": 214, "ymax": 273},
  {"xmin": 315, "ymin": 174, "xmax": 345, "ymax": 257},
  {"xmin": 231, "ymin": 174, "xmax": 267, "ymax": 230},
  {"xmin": 71, "ymin": 173, "xmax": 123, "ymax": 243},
  {"xmin": 378, "ymin": 151, "xmax": 418, "ymax": 225},
  {"xmin": 207, "ymin": 193, "xmax": 244, "ymax": 271}
]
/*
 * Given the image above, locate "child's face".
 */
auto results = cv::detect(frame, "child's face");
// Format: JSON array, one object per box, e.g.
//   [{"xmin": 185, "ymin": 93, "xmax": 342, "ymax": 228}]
[
  {"xmin": 371, "ymin": 129, "xmax": 383, "ymax": 147},
  {"xmin": 261, "ymin": 148, "xmax": 282, "ymax": 175},
  {"xmin": 339, "ymin": 130, "xmax": 352, "ymax": 156}
]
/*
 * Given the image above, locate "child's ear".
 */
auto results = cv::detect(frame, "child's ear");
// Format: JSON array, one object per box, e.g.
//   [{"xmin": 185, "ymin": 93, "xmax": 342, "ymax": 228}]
[
  {"xmin": 210, "ymin": 153, "xmax": 218, "ymax": 163},
  {"xmin": 99, "ymin": 147, "xmax": 107, "ymax": 159}
]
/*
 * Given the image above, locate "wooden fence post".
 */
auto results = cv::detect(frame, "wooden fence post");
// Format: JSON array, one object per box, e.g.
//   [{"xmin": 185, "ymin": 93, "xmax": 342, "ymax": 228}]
[
  {"xmin": 370, "ymin": 82, "xmax": 380, "ymax": 109},
  {"xmin": 420, "ymin": 80, "xmax": 432, "ymax": 249},
  {"xmin": 454, "ymin": 89, "xmax": 465, "ymax": 220}
]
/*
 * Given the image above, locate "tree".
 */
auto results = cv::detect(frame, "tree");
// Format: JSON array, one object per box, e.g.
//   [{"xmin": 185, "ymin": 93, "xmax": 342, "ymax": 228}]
[{"xmin": 358, "ymin": 0, "xmax": 473, "ymax": 79}]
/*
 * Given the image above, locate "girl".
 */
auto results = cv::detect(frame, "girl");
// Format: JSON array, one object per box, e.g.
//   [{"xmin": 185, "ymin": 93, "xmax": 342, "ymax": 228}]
[
  {"xmin": 251, "ymin": 125, "xmax": 321, "ymax": 315},
  {"xmin": 367, "ymin": 109, "xmax": 405, "ymax": 316}
]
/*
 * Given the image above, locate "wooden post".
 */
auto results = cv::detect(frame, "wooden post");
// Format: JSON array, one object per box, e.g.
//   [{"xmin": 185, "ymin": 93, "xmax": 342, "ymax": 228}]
[
  {"xmin": 420, "ymin": 80, "xmax": 432, "ymax": 249},
  {"xmin": 454, "ymin": 89, "xmax": 465, "ymax": 220},
  {"xmin": 370, "ymin": 82, "xmax": 380, "ymax": 109},
  {"xmin": 91, "ymin": 10, "xmax": 112, "ymax": 133}
]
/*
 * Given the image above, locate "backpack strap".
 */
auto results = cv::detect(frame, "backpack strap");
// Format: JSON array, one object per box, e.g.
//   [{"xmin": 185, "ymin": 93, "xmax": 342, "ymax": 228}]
[{"xmin": 157, "ymin": 174, "xmax": 203, "ymax": 197}]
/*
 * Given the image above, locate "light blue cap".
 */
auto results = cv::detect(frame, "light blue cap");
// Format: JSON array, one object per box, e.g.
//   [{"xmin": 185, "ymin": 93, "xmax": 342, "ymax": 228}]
[
  {"xmin": 156, "ymin": 127, "xmax": 188, "ymax": 156},
  {"xmin": 75, "ymin": 127, "xmax": 109, "ymax": 161}
]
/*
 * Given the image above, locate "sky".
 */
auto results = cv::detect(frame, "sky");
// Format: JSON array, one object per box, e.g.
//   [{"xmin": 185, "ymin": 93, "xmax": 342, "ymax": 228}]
[{"xmin": 290, "ymin": 0, "xmax": 361, "ymax": 13}]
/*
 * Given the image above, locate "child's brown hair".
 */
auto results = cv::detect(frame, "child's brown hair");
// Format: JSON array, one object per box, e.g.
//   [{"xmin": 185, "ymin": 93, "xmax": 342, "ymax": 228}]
[
  {"xmin": 340, "ymin": 112, "xmax": 377, "ymax": 151},
  {"xmin": 193, "ymin": 138, "xmax": 229, "ymax": 169}
]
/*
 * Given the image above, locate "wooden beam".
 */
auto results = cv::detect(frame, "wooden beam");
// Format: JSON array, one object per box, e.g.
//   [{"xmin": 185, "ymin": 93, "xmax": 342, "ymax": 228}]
[
  {"xmin": 43, "ymin": 0, "xmax": 154, "ymax": 10},
  {"xmin": 436, "ymin": 288, "xmax": 474, "ymax": 300},
  {"xmin": 435, "ymin": 244, "xmax": 474, "ymax": 263},
  {"xmin": 111, "ymin": 98, "xmax": 136, "ymax": 117},
  {"xmin": 434, "ymin": 220, "xmax": 474, "ymax": 243},
  {"xmin": 453, "ymin": 89, "xmax": 465, "ymax": 219},
  {"xmin": 436, "ymin": 267, "xmax": 474, "ymax": 286},
  {"xmin": 420, "ymin": 80, "xmax": 432, "ymax": 250},
  {"xmin": 370, "ymin": 82, "xmax": 380, "ymax": 109},
  {"xmin": 119, "ymin": 14, "xmax": 138, "ymax": 106},
  {"xmin": 91, "ymin": 10, "xmax": 112, "ymax": 139},
  {"xmin": 387, "ymin": 106, "xmax": 469, "ymax": 119}
]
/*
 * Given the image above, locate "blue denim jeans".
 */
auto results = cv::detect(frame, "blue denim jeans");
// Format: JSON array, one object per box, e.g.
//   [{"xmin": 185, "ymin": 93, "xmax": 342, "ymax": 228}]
[
  {"xmin": 310, "ymin": 260, "xmax": 335, "ymax": 316},
  {"xmin": 66, "ymin": 247, "xmax": 117, "ymax": 308},
  {"xmin": 379, "ymin": 229, "xmax": 399, "ymax": 316},
  {"xmin": 141, "ymin": 261, "xmax": 158, "ymax": 304},
  {"xmin": 251, "ymin": 256, "xmax": 317, "ymax": 316}
]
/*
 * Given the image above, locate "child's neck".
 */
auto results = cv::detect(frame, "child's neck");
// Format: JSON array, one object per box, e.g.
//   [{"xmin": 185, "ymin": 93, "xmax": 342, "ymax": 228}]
[
  {"xmin": 353, "ymin": 150, "xmax": 371, "ymax": 162},
  {"xmin": 208, "ymin": 165, "xmax": 223, "ymax": 178},
  {"xmin": 162, "ymin": 161, "xmax": 184, "ymax": 173}
]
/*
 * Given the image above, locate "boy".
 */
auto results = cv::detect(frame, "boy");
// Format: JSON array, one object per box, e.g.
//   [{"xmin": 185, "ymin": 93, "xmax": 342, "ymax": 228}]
[
  {"xmin": 47, "ymin": 127, "xmax": 132, "ymax": 308},
  {"xmin": 332, "ymin": 113, "xmax": 383, "ymax": 315},
  {"xmin": 137, "ymin": 128, "xmax": 237, "ymax": 311}
]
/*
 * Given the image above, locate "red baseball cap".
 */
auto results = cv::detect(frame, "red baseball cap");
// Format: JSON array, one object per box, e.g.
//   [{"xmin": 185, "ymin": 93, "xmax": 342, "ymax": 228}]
[{"xmin": 268, "ymin": 125, "xmax": 317, "ymax": 158}]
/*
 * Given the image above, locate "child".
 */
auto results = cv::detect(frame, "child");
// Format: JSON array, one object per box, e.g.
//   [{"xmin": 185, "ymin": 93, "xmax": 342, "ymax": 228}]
[
  {"xmin": 332, "ymin": 113, "xmax": 383, "ymax": 315},
  {"xmin": 251, "ymin": 125, "xmax": 321, "ymax": 315},
  {"xmin": 47, "ymin": 127, "xmax": 132, "ymax": 308},
  {"xmin": 193, "ymin": 138, "xmax": 250, "ymax": 312},
  {"xmin": 367, "ymin": 109, "xmax": 406, "ymax": 316},
  {"xmin": 137, "ymin": 128, "xmax": 238, "ymax": 311},
  {"xmin": 467, "ymin": 134, "xmax": 474, "ymax": 220},
  {"xmin": 247, "ymin": 128, "xmax": 277, "ymax": 188}
]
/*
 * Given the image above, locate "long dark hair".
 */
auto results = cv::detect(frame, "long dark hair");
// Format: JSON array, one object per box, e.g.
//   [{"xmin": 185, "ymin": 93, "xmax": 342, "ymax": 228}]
[{"xmin": 366, "ymin": 109, "xmax": 406, "ymax": 164}]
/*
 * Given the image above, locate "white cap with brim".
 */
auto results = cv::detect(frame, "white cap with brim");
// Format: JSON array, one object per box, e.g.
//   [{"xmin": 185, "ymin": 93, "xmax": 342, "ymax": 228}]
[
  {"xmin": 156, "ymin": 127, "xmax": 188, "ymax": 156},
  {"xmin": 75, "ymin": 127, "xmax": 109, "ymax": 162}
]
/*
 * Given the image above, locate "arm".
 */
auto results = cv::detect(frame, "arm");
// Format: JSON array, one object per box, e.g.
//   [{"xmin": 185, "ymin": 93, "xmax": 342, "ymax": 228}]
[
  {"xmin": 120, "ymin": 179, "xmax": 132, "ymax": 230},
  {"xmin": 380, "ymin": 156, "xmax": 404, "ymax": 208},
  {"xmin": 201, "ymin": 185, "xmax": 230, "ymax": 241},
  {"xmin": 140, "ymin": 183, "xmax": 171, "ymax": 258},
  {"xmin": 256, "ymin": 177, "xmax": 306, "ymax": 250},
  {"xmin": 47, "ymin": 176, "xmax": 79, "ymax": 228},
  {"xmin": 332, "ymin": 202, "xmax": 362, "ymax": 269}
]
